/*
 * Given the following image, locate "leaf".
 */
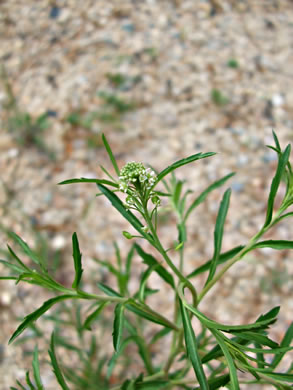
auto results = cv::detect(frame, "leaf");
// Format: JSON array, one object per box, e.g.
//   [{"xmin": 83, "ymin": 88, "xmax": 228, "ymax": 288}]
[
  {"xmin": 134, "ymin": 244, "xmax": 175, "ymax": 288},
  {"xmin": 135, "ymin": 380, "xmax": 169, "ymax": 389},
  {"xmin": 210, "ymin": 329, "xmax": 239, "ymax": 390},
  {"xmin": 97, "ymin": 283, "xmax": 178, "ymax": 330},
  {"xmin": 32, "ymin": 346, "xmax": 44, "ymax": 390},
  {"xmin": 83, "ymin": 301, "xmax": 108, "ymax": 330},
  {"xmin": 9, "ymin": 232, "xmax": 42, "ymax": 267},
  {"xmin": 184, "ymin": 173, "xmax": 235, "ymax": 222},
  {"xmin": 264, "ymin": 144, "xmax": 291, "ymax": 227},
  {"xmin": 25, "ymin": 371, "xmax": 36, "ymax": 390},
  {"xmin": 229, "ymin": 331, "xmax": 279, "ymax": 348},
  {"xmin": 58, "ymin": 177, "xmax": 118, "ymax": 188},
  {"xmin": 49, "ymin": 332, "xmax": 70, "ymax": 390},
  {"xmin": 138, "ymin": 265, "xmax": 157, "ymax": 302},
  {"xmin": 154, "ymin": 152, "xmax": 216, "ymax": 188},
  {"xmin": 272, "ymin": 130, "xmax": 281, "ymax": 151},
  {"xmin": 149, "ymin": 328, "xmax": 172, "ymax": 344},
  {"xmin": 271, "ymin": 322, "xmax": 293, "ymax": 369},
  {"xmin": 97, "ymin": 184, "xmax": 149, "ymax": 239},
  {"xmin": 102, "ymin": 133, "xmax": 120, "ymax": 176},
  {"xmin": 9, "ymin": 294, "xmax": 76, "ymax": 344},
  {"xmin": 205, "ymin": 188, "xmax": 231, "ymax": 285},
  {"xmin": 0, "ymin": 259, "xmax": 25, "ymax": 274},
  {"xmin": 187, "ymin": 245, "xmax": 244, "ymax": 279},
  {"xmin": 7, "ymin": 245, "xmax": 31, "ymax": 272},
  {"xmin": 71, "ymin": 233, "xmax": 83, "ymax": 289},
  {"xmin": 113, "ymin": 303, "xmax": 125, "ymax": 351},
  {"xmin": 179, "ymin": 298, "xmax": 209, "ymax": 390},
  {"xmin": 253, "ymin": 240, "xmax": 293, "ymax": 250}
]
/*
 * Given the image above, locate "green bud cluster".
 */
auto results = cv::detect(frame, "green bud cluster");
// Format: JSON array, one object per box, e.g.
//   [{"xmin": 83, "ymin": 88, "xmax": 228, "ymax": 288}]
[{"xmin": 119, "ymin": 161, "xmax": 157, "ymax": 193}]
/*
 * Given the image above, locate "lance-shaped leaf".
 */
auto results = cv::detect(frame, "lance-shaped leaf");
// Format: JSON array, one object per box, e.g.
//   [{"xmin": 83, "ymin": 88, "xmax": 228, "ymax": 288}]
[
  {"xmin": 113, "ymin": 303, "xmax": 125, "ymax": 351},
  {"xmin": 102, "ymin": 133, "xmax": 120, "ymax": 176},
  {"xmin": 205, "ymin": 188, "xmax": 231, "ymax": 285},
  {"xmin": 134, "ymin": 244, "xmax": 174, "ymax": 288},
  {"xmin": 58, "ymin": 177, "xmax": 119, "ymax": 188},
  {"xmin": 97, "ymin": 283, "xmax": 178, "ymax": 330},
  {"xmin": 264, "ymin": 143, "xmax": 291, "ymax": 227},
  {"xmin": 253, "ymin": 240, "xmax": 293, "ymax": 250},
  {"xmin": 179, "ymin": 298, "xmax": 209, "ymax": 390},
  {"xmin": 49, "ymin": 332, "xmax": 70, "ymax": 390},
  {"xmin": 271, "ymin": 322, "xmax": 293, "ymax": 369},
  {"xmin": 71, "ymin": 233, "xmax": 83, "ymax": 289},
  {"xmin": 184, "ymin": 173, "xmax": 235, "ymax": 222},
  {"xmin": 210, "ymin": 329, "xmax": 240, "ymax": 390},
  {"xmin": 187, "ymin": 245, "xmax": 244, "ymax": 279},
  {"xmin": 153, "ymin": 152, "xmax": 216, "ymax": 189},
  {"xmin": 32, "ymin": 346, "xmax": 44, "ymax": 390},
  {"xmin": 9, "ymin": 295, "xmax": 77, "ymax": 344},
  {"xmin": 83, "ymin": 301, "xmax": 108, "ymax": 330},
  {"xmin": 97, "ymin": 184, "xmax": 149, "ymax": 239},
  {"xmin": 9, "ymin": 232, "xmax": 43, "ymax": 268}
]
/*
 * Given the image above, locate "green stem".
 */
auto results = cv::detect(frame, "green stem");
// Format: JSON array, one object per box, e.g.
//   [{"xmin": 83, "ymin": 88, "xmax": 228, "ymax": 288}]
[
  {"xmin": 197, "ymin": 212, "xmax": 282, "ymax": 305},
  {"xmin": 143, "ymin": 204, "xmax": 197, "ymax": 306}
]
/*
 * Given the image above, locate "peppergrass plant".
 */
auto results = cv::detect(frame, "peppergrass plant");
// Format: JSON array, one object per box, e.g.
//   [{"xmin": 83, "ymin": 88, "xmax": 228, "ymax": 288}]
[{"xmin": 1, "ymin": 131, "xmax": 293, "ymax": 389}]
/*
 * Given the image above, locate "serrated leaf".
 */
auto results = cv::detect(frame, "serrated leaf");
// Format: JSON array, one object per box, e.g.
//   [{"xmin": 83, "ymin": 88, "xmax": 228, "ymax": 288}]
[
  {"xmin": 71, "ymin": 233, "xmax": 83, "ymax": 289},
  {"xmin": 184, "ymin": 173, "xmax": 235, "ymax": 222},
  {"xmin": 179, "ymin": 298, "xmax": 209, "ymax": 390},
  {"xmin": 205, "ymin": 188, "xmax": 231, "ymax": 285},
  {"xmin": 271, "ymin": 322, "xmax": 293, "ymax": 369},
  {"xmin": 102, "ymin": 133, "xmax": 120, "ymax": 176},
  {"xmin": 32, "ymin": 346, "xmax": 44, "ymax": 390},
  {"xmin": 134, "ymin": 244, "xmax": 174, "ymax": 288},
  {"xmin": 97, "ymin": 184, "xmax": 149, "ymax": 239},
  {"xmin": 9, "ymin": 295, "xmax": 76, "ymax": 344},
  {"xmin": 210, "ymin": 329, "xmax": 240, "ymax": 390},
  {"xmin": 154, "ymin": 152, "xmax": 216, "ymax": 188},
  {"xmin": 83, "ymin": 301, "xmax": 108, "ymax": 330},
  {"xmin": 264, "ymin": 144, "xmax": 291, "ymax": 227},
  {"xmin": 187, "ymin": 245, "xmax": 244, "ymax": 279},
  {"xmin": 49, "ymin": 332, "xmax": 70, "ymax": 390},
  {"xmin": 113, "ymin": 303, "xmax": 125, "ymax": 351},
  {"xmin": 58, "ymin": 177, "xmax": 118, "ymax": 187}
]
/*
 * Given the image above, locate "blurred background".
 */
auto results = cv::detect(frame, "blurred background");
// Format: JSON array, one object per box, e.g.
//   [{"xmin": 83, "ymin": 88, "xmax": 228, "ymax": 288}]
[{"xmin": 0, "ymin": 0, "xmax": 293, "ymax": 388}]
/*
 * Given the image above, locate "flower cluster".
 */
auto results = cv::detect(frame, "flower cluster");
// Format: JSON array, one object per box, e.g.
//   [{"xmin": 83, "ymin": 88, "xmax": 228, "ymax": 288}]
[{"xmin": 119, "ymin": 162, "xmax": 157, "ymax": 193}]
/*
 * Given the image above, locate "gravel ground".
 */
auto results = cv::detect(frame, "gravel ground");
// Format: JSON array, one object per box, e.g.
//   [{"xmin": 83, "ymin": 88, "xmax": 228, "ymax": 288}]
[{"xmin": 0, "ymin": 1, "xmax": 293, "ymax": 389}]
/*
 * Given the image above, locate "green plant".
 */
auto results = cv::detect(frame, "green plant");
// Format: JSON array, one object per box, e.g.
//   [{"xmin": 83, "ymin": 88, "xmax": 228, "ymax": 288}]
[
  {"xmin": 211, "ymin": 88, "xmax": 229, "ymax": 106},
  {"xmin": 0, "ymin": 64, "xmax": 55, "ymax": 159},
  {"xmin": 227, "ymin": 59, "xmax": 239, "ymax": 69},
  {"xmin": 1, "ymin": 131, "xmax": 293, "ymax": 389}
]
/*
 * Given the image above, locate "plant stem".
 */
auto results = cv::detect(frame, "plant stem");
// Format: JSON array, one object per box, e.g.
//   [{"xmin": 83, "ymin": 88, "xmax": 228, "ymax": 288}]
[{"xmin": 197, "ymin": 212, "xmax": 281, "ymax": 305}]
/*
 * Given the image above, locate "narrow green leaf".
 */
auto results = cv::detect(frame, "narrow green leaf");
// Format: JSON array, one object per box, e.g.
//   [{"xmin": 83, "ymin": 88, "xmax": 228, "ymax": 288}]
[
  {"xmin": 173, "ymin": 180, "xmax": 184, "ymax": 207},
  {"xmin": 205, "ymin": 188, "xmax": 231, "ymax": 285},
  {"xmin": 25, "ymin": 371, "xmax": 36, "ymax": 390},
  {"xmin": 271, "ymin": 322, "xmax": 293, "ymax": 369},
  {"xmin": 100, "ymin": 164, "xmax": 116, "ymax": 182},
  {"xmin": 97, "ymin": 184, "xmax": 149, "ymax": 239},
  {"xmin": 32, "ymin": 346, "xmax": 44, "ymax": 390},
  {"xmin": 138, "ymin": 265, "xmax": 157, "ymax": 302},
  {"xmin": 193, "ymin": 374, "xmax": 230, "ymax": 390},
  {"xmin": 230, "ymin": 331, "xmax": 278, "ymax": 348},
  {"xmin": 9, "ymin": 232, "xmax": 42, "ymax": 267},
  {"xmin": 253, "ymin": 240, "xmax": 293, "ymax": 250},
  {"xmin": 49, "ymin": 332, "xmax": 70, "ymax": 390},
  {"xmin": 102, "ymin": 133, "xmax": 120, "ymax": 176},
  {"xmin": 0, "ymin": 259, "xmax": 25, "ymax": 274},
  {"xmin": 97, "ymin": 282, "xmax": 178, "ymax": 330},
  {"xmin": 150, "ymin": 328, "xmax": 172, "ymax": 344},
  {"xmin": 210, "ymin": 329, "xmax": 240, "ymax": 390},
  {"xmin": 264, "ymin": 144, "xmax": 291, "ymax": 227},
  {"xmin": 71, "ymin": 233, "xmax": 83, "ymax": 289},
  {"xmin": 187, "ymin": 245, "xmax": 244, "ymax": 279},
  {"xmin": 179, "ymin": 298, "xmax": 209, "ymax": 390},
  {"xmin": 184, "ymin": 173, "xmax": 235, "ymax": 222},
  {"xmin": 58, "ymin": 177, "xmax": 118, "ymax": 188},
  {"xmin": 155, "ymin": 152, "xmax": 216, "ymax": 188},
  {"xmin": 7, "ymin": 245, "xmax": 31, "ymax": 272},
  {"xmin": 15, "ymin": 381, "xmax": 27, "ymax": 390},
  {"xmin": 9, "ymin": 295, "xmax": 76, "ymax": 344},
  {"xmin": 113, "ymin": 303, "xmax": 125, "ymax": 351},
  {"xmin": 134, "ymin": 244, "xmax": 175, "ymax": 288},
  {"xmin": 83, "ymin": 301, "xmax": 108, "ymax": 330},
  {"xmin": 272, "ymin": 130, "xmax": 281, "ymax": 151}
]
